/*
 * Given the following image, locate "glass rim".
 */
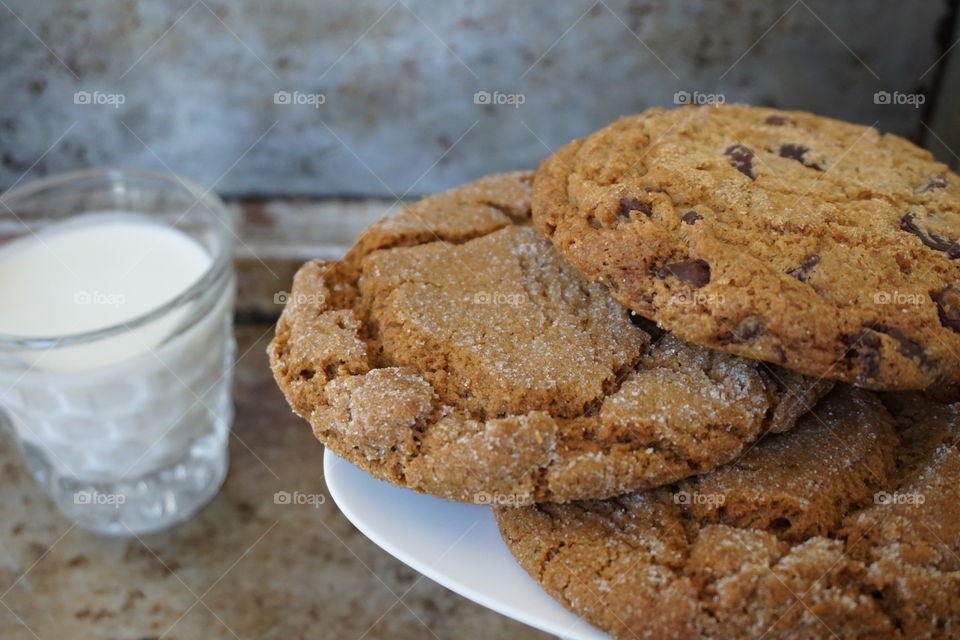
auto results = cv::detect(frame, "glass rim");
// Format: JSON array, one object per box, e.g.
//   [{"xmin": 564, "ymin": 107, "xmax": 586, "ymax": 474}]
[{"xmin": 0, "ymin": 167, "xmax": 235, "ymax": 350}]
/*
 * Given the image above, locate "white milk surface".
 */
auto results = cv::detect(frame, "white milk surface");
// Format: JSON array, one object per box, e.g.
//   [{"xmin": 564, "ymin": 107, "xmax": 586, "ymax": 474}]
[
  {"xmin": 0, "ymin": 211, "xmax": 211, "ymax": 338},
  {"xmin": 0, "ymin": 212, "xmax": 212, "ymax": 371}
]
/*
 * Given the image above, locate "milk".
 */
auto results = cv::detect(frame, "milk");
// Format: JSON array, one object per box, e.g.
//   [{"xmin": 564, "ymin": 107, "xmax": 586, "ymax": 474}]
[
  {"xmin": 0, "ymin": 211, "xmax": 235, "ymax": 487},
  {"xmin": 0, "ymin": 212, "xmax": 212, "ymax": 370},
  {"xmin": 0, "ymin": 167, "xmax": 239, "ymax": 535}
]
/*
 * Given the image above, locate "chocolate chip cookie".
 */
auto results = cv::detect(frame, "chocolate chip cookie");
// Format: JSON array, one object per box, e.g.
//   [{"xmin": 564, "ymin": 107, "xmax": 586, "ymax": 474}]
[
  {"xmin": 533, "ymin": 104, "xmax": 960, "ymax": 389},
  {"xmin": 269, "ymin": 172, "xmax": 831, "ymax": 504},
  {"xmin": 495, "ymin": 386, "xmax": 960, "ymax": 639}
]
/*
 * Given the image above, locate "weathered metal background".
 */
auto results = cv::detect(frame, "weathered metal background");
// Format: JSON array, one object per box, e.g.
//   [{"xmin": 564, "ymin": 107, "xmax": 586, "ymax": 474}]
[{"xmin": 1, "ymin": 0, "xmax": 957, "ymax": 197}]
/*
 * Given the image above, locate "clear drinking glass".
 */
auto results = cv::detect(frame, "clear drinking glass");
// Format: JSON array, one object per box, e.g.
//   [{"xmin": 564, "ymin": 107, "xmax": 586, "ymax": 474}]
[{"xmin": 0, "ymin": 169, "xmax": 235, "ymax": 535}]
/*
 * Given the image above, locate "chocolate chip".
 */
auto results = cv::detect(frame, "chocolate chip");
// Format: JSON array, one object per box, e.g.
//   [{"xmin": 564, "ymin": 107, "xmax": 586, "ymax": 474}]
[
  {"xmin": 764, "ymin": 115, "xmax": 794, "ymax": 126},
  {"xmin": 901, "ymin": 212, "xmax": 960, "ymax": 258},
  {"xmin": 619, "ymin": 197, "xmax": 652, "ymax": 220},
  {"xmin": 917, "ymin": 174, "xmax": 947, "ymax": 193},
  {"xmin": 778, "ymin": 144, "xmax": 823, "ymax": 171},
  {"xmin": 786, "ymin": 254, "xmax": 821, "ymax": 282},
  {"xmin": 681, "ymin": 210, "xmax": 702, "ymax": 225},
  {"xmin": 724, "ymin": 144, "xmax": 756, "ymax": 179},
  {"xmin": 720, "ymin": 315, "xmax": 764, "ymax": 344},
  {"xmin": 841, "ymin": 330, "xmax": 883, "ymax": 381},
  {"xmin": 840, "ymin": 324, "xmax": 933, "ymax": 381},
  {"xmin": 933, "ymin": 286, "xmax": 960, "ymax": 333},
  {"xmin": 657, "ymin": 259, "xmax": 711, "ymax": 287},
  {"xmin": 778, "ymin": 144, "xmax": 807, "ymax": 162},
  {"xmin": 865, "ymin": 322, "xmax": 930, "ymax": 369}
]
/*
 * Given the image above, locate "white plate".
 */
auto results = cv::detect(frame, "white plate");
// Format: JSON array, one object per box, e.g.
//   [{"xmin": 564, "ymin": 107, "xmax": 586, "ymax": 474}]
[{"xmin": 323, "ymin": 450, "xmax": 609, "ymax": 640}]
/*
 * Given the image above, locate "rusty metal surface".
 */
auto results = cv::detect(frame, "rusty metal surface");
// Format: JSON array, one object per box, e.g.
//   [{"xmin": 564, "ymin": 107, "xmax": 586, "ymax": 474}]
[{"xmin": 0, "ymin": 0, "xmax": 955, "ymax": 196}]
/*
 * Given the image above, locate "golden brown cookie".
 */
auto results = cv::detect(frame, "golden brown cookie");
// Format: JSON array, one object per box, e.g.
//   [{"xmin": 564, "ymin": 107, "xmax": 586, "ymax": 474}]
[
  {"xmin": 532, "ymin": 104, "xmax": 960, "ymax": 390},
  {"xmin": 269, "ymin": 172, "xmax": 831, "ymax": 504},
  {"xmin": 495, "ymin": 386, "xmax": 960, "ymax": 639}
]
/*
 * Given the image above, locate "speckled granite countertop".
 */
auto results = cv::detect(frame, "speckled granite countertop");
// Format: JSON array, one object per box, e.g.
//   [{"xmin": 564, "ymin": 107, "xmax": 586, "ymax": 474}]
[{"xmin": 0, "ymin": 200, "xmax": 551, "ymax": 640}]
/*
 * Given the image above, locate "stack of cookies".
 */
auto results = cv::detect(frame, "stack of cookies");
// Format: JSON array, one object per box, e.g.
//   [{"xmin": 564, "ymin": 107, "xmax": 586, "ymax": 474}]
[{"xmin": 270, "ymin": 104, "xmax": 960, "ymax": 639}]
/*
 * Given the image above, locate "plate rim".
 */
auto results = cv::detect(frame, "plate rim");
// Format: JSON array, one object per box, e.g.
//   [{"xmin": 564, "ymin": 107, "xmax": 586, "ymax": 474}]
[{"xmin": 322, "ymin": 449, "xmax": 606, "ymax": 640}]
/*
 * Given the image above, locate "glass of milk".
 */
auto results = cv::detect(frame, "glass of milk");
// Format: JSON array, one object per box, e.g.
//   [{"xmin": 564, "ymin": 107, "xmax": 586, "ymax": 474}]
[{"xmin": 0, "ymin": 169, "xmax": 236, "ymax": 535}]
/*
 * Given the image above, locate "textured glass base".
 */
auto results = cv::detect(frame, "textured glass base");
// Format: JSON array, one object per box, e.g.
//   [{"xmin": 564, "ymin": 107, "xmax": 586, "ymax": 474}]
[{"xmin": 22, "ymin": 429, "xmax": 229, "ymax": 535}]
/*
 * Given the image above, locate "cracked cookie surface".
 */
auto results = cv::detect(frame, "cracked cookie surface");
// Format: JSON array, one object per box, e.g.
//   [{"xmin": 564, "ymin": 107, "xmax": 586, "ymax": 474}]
[
  {"xmin": 532, "ymin": 104, "xmax": 960, "ymax": 389},
  {"xmin": 495, "ymin": 386, "xmax": 960, "ymax": 639},
  {"xmin": 269, "ymin": 172, "xmax": 831, "ymax": 504}
]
